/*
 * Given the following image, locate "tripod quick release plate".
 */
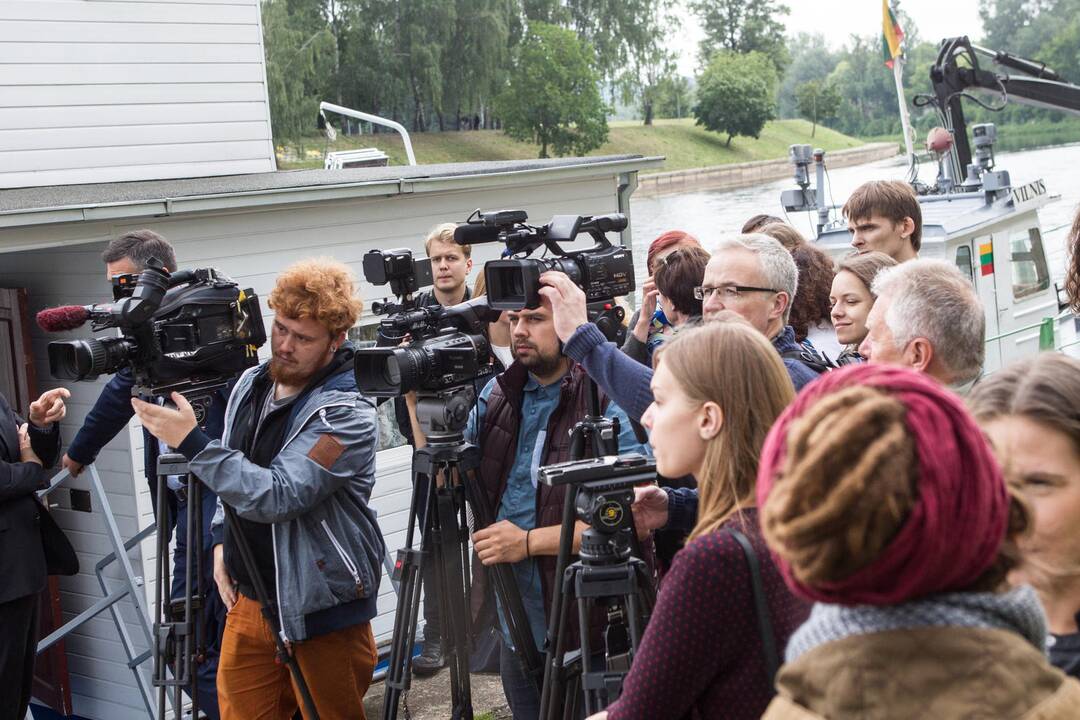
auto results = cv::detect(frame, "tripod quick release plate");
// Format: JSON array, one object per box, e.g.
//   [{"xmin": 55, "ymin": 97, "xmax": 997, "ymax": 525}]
[{"xmin": 537, "ymin": 453, "xmax": 655, "ymax": 488}]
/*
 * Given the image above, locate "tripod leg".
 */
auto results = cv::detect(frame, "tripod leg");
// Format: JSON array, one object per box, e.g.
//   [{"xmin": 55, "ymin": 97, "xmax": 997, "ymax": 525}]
[
  {"xmin": 431, "ymin": 477, "xmax": 472, "ymax": 719},
  {"xmin": 381, "ymin": 469, "xmax": 432, "ymax": 720}
]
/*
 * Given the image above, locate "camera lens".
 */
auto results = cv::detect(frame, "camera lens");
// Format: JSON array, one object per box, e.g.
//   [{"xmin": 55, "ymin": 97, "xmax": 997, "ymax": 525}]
[
  {"xmin": 47, "ymin": 337, "xmax": 132, "ymax": 380},
  {"xmin": 354, "ymin": 346, "xmax": 427, "ymax": 396},
  {"xmin": 485, "ymin": 260, "xmax": 543, "ymax": 311}
]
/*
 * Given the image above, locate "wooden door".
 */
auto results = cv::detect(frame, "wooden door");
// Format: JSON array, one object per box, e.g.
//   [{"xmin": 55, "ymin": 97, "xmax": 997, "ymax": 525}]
[{"xmin": 0, "ymin": 287, "xmax": 73, "ymax": 715}]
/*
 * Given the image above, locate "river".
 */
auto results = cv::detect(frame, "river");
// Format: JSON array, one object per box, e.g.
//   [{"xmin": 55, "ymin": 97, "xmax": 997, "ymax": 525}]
[{"xmin": 629, "ymin": 142, "xmax": 1079, "ymax": 283}]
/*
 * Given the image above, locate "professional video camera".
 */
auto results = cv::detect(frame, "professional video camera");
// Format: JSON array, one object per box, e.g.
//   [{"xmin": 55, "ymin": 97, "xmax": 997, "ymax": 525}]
[
  {"xmin": 453, "ymin": 209, "xmax": 635, "ymax": 311},
  {"xmin": 38, "ymin": 258, "xmax": 266, "ymax": 417},
  {"xmin": 355, "ymin": 248, "xmax": 499, "ymax": 398}
]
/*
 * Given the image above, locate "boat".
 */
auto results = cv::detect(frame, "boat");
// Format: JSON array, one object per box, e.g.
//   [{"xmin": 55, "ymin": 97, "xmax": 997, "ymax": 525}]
[{"xmin": 780, "ymin": 36, "xmax": 1080, "ymax": 370}]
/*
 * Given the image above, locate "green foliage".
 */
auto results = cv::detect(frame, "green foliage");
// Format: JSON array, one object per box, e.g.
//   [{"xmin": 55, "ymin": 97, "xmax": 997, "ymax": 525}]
[
  {"xmin": 495, "ymin": 22, "xmax": 609, "ymax": 157},
  {"xmin": 693, "ymin": 51, "xmax": 778, "ymax": 146},
  {"xmin": 653, "ymin": 74, "xmax": 693, "ymax": 119},
  {"xmin": 691, "ymin": 0, "xmax": 790, "ymax": 72},
  {"xmin": 262, "ymin": 0, "xmax": 337, "ymax": 142},
  {"xmin": 795, "ymin": 79, "xmax": 841, "ymax": 137}
]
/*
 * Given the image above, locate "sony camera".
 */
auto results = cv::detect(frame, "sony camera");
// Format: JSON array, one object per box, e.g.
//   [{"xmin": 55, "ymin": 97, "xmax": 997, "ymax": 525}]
[
  {"xmin": 42, "ymin": 258, "xmax": 267, "ymax": 417},
  {"xmin": 453, "ymin": 209, "xmax": 635, "ymax": 311},
  {"xmin": 355, "ymin": 248, "xmax": 499, "ymax": 397},
  {"xmin": 538, "ymin": 454, "xmax": 655, "ymax": 563}
]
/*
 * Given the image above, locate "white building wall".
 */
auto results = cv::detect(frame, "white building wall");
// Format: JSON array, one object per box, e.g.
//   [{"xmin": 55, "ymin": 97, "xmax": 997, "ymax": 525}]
[
  {"xmin": 0, "ymin": 174, "xmax": 621, "ymax": 719},
  {"xmin": 0, "ymin": 0, "xmax": 276, "ymax": 189}
]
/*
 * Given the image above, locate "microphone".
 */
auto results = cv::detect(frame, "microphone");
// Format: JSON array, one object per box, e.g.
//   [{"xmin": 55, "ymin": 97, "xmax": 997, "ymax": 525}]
[
  {"xmin": 453, "ymin": 222, "xmax": 505, "ymax": 246},
  {"xmin": 37, "ymin": 305, "xmax": 91, "ymax": 332}
]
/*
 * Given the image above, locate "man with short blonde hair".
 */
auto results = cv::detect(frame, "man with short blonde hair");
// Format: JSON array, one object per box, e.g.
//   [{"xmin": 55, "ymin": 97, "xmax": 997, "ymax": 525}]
[{"xmin": 425, "ymin": 222, "xmax": 473, "ymax": 306}]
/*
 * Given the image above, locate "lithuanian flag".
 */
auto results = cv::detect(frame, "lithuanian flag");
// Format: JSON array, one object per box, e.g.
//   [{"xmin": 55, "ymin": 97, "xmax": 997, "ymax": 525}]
[
  {"xmin": 882, "ymin": 0, "xmax": 904, "ymax": 69},
  {"xmin": 980, "ymin": 241, "xmax": 994, "ymax": 276}
]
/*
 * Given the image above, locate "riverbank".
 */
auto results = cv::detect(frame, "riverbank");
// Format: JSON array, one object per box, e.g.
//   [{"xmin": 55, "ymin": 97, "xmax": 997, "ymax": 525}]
[
  {"xmin": 275, "ymin": 118, "xmax": 863, "ymax": 173},
  {"xmin": 861, "ymin": 118, "xmax": 1080, "ymax": 155}
]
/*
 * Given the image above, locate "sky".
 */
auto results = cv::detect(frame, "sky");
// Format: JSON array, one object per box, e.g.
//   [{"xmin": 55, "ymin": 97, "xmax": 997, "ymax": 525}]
[{"xmin": 674, "ymin": 0, "xmax": 984, "ymax": 75}]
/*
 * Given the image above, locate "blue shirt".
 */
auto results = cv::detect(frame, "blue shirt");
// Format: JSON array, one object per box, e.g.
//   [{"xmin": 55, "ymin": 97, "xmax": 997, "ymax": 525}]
[{"xmin": 465, "ymin": 369, "xmax": 650, "ymax": 650}]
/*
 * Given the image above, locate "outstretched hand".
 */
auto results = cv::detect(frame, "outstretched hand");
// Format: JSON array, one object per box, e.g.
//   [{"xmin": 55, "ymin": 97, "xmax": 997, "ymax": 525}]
[
  {"xmin": 131, "ymin": 392, "xmax": 198, "ymax": 448},
  {"xmin": 632, "ymin": 485, "xmax": 669, "ymax": 535},
  {"xmin": 538, "ymin": 271, "xmax": 589, "ymax": 343},
  {"xmin": 29, "ymin": 387, "xmax": 70, "ymax": 428}
]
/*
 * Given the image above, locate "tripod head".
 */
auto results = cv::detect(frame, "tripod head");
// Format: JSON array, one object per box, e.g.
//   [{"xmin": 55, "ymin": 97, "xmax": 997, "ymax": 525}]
[{"xmin": 414, "ymin": 384, "xmax": 477, "ymax": 445}]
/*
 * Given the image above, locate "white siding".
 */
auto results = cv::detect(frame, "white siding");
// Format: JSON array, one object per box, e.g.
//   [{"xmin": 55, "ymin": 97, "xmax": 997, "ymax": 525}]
[
  {"xmin": 0, "ymin": 174, "xmax": 622, "ymax": 719},
  {"xmin": 0, "ymin": 0, "xmax": 276, "ymax": 189}
]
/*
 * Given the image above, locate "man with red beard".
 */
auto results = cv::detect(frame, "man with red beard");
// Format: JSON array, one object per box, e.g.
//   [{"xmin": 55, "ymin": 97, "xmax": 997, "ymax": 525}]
[
  {"xmin": 462, "ymin": 295, "xmax": 648, "ymax": 720},
  {"xmin": 134, "ymin": 259, "xmax": 384, "ymax": 719}
]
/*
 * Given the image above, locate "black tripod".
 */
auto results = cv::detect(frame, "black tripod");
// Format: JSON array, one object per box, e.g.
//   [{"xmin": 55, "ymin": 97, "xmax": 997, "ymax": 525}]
[
  {"xmin": 538, "ymin": 382, "xmax": 656, "ymax": 719},
  {"xmin": 382, "ymin": 387, "xmax": 543, "ymax": 720},
  {"xmin": 152, "ymin": 451, "xmax": 319, "ymax": 720}
]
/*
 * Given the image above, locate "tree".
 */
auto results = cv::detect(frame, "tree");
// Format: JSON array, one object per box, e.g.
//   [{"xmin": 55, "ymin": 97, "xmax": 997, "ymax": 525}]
[
  {"xmin": 691, "ymin": 0, "xmax": 790, "ymax": 72},
  {"xmin": 262, "ymin": 0, "xmax": 337, "ymax": 142},
  {"xmin": 795, "ymin": 79, "xmax": 841, "ymax": 136},
  {"xmin": 653, "ymin": 74, "xmax": 693, "ymax": 119},
  {"xmin": 495, "ymin": 21, "xmax": 609, "ymax": 157},
  {"xmin": 693, "ymin": 51, "xmax": 778, "ymax": 146}
]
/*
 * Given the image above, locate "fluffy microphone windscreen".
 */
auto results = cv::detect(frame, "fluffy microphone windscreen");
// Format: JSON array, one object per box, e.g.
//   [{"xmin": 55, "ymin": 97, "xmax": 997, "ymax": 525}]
[{"xmin": 37, "ymin": 305, "xmax": 90, "ymax": 332}]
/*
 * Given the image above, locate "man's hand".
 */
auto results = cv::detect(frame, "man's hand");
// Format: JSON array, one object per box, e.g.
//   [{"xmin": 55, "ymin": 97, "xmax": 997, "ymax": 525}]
[
  {"xmin": 632, "ymin": 485, "xmax": 669, "ymax": 534},
  {"xmin": 633, "ymin": 279, "xmax": 659, "ymax": 343},
  {"xmin": 62, "ymin": 454, "xmax": 85, "ymax": 478},
  {"xmin": 18, "ymin": 424, "xmax": 42, "ymax": 466},
  {"xmin": 538, "ymin": 271, "xmax": 589, "ymax": 343},
  {"xmin": 131, "ymin": 392, "xmax": 198, "ymax": 448},
  {"xmin": 472, "ymin": 520, "xmax": 528, "ymax": 566},
  {"xmin": 28, "ymin": 387, "xmax": 70, "ymax": 428},
  {"xmin": 213, "ymin": 544, "xmax": 238, "ymax": 610}
]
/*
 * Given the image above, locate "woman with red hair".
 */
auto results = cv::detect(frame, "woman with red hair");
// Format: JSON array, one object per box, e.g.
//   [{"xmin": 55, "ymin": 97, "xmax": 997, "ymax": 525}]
[
  {"xmin": 623, "ymin": 231, "xmax": 704, "ymax": 365},
  {"xmin": 757, "ymin": 364, "xmax": 1080, "ymax": 719}
]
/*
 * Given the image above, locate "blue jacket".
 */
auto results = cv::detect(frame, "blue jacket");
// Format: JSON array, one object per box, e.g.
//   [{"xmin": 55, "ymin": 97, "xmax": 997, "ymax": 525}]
[
  {"xmin": 66, "ymin": 368, "xmax": 227, "ymax": 530},
  {"xmin": 563, "ymin": 322, "xmax": 820, "ymax": 534},
  {"xmin": 180, "ymin": 346, "xmax": 384, "ymax": 641}
]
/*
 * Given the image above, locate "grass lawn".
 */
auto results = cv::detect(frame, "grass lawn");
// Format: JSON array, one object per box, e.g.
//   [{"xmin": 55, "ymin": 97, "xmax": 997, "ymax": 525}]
[{"xmin": 276, "ymin": 117, "xmax": 865, "ymax": 173}]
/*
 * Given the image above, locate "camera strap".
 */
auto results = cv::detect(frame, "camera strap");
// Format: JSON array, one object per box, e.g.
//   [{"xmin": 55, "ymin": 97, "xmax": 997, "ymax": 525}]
[{"xmin": 726, "ymin": 528, "xmax": 780, "ymax": 686}]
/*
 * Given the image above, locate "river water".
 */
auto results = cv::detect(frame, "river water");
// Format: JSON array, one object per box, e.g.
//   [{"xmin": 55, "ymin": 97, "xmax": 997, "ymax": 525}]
[{"xmin": 629, "ymin": 142, "xmax": 1079, "ymax": 283}]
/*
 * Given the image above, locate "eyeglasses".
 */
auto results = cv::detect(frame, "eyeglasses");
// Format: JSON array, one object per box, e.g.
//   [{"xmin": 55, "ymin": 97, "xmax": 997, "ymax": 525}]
[{"xmin": 693, "ymin": 284, "xmax": 779, "ymax": 301}]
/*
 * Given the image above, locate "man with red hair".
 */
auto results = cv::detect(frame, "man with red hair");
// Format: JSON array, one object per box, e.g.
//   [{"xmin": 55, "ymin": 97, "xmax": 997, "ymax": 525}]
[{"xmin": 134, "ymin": 259, "xmax": 384, "ymax": 719}]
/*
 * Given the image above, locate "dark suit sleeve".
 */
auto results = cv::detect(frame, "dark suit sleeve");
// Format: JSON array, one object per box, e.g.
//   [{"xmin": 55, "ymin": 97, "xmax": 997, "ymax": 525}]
[
  {"xmin": 1, "ymin": 408, "xmax": 46, "ymax": 502},
  {"xmin": 65, "ymin": 369, "xmax": 136, "ymax": 465},
  {"xmin": 26, "ymin": 420, "xmax": 60, "ymax": 469}
]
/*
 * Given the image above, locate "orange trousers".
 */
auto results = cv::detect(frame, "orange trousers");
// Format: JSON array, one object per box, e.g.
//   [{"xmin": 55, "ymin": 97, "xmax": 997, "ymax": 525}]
[{"xmin": 217, "ymin": 594, "xmax": 378, "ymax": 720}]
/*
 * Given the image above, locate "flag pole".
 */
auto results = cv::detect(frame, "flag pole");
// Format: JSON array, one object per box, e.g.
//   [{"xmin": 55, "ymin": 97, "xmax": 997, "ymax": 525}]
[{"xmin": 892, "ymin": 53, "xmax": 915, "ymax": 162}]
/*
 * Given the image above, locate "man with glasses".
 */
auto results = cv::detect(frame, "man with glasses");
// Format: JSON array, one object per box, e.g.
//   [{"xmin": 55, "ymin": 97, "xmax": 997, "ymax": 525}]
[{"xmin": 539, "ymin": 233, "xmax": 818, "ymax": 540}]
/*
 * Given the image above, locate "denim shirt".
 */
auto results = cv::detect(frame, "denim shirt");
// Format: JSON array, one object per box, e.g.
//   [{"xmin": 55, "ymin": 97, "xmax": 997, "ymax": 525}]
[{"xmin": 466, "ymin": 369, "xmax": 649, "ymax": 649}]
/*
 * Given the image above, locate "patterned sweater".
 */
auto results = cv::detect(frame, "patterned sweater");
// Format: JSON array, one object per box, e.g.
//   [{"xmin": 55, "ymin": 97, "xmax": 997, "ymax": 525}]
[{"xmin": 606, "ymin": 509, "xmax": 810, "ymax": 720}]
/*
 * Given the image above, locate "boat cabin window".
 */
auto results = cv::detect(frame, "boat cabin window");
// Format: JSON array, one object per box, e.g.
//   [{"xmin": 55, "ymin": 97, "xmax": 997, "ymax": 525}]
[
  {"xmin": 955, "ymin": 245, "xmax": 974, "ymax": 283},
  {"xmin": 1010, "ymin": 227, "xmax": 1051, "ymax": 300},
  {"xmin": 349, "ymin": 323, "xmax": 408, "ymax": 452}
]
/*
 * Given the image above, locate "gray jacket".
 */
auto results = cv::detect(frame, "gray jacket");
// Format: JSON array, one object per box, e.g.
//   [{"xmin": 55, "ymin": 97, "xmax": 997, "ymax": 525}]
[{"xmin": 187, "ymin": 359, "xmax": 384, "ymax": 642}]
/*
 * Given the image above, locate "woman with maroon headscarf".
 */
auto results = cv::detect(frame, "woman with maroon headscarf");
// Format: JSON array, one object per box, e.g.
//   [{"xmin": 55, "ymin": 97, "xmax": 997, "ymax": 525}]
[{"xmin": 756, "ymin": 364, "xmax": 1080, "ymax": 719}]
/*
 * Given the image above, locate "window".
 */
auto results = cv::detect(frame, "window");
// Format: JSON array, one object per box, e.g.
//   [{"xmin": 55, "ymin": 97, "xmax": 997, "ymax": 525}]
[
  {"xmin": 955, "ymin": 245, "xmax": 974, "ymax": 283},
  {"xmin": 349, "ymin": 323, "xmax": 407, "ymax": 452},
  {"xmin": 1010, "ymin": 227, "xmax": 1051, "ymax": 300}
]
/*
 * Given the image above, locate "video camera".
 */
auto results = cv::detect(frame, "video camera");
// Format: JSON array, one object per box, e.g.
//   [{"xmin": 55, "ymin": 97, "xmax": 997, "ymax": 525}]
[
  {"xmin": 538, "ymin": 454, "xmax": 655, "ymax": 563},
  {"xmin": 40, "ymin": 258, "xmax": 267, "ymax": 418},
  {"xmin": 453, "ymin": 209, "xmax": 635, "ymax": 311},
  {"xmin": 355, "ymin": 248, "xmax": 499, "ymax": 398}
]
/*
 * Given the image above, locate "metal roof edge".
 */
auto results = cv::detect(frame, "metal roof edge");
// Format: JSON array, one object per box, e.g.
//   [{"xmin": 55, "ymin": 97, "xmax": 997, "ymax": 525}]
[{"xmin": 0, "ymin": 156, "xmax": 665, "ymax": 229}]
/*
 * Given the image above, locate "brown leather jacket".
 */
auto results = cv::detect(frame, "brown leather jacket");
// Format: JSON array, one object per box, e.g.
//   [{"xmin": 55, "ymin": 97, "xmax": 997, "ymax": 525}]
[{"xmin": 763, "ymin": 626, "xmax": 1080, "ymax": 719}]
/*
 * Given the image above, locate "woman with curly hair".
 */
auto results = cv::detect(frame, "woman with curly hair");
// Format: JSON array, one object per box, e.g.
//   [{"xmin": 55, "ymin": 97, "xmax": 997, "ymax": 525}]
[
  {"xmin": 1066, "ymin": 205, "xmax": 1080, "ymax": 313},
  {"xmin": 757, "ymin": 364, "xmax": 1080, "ymax": 719}
]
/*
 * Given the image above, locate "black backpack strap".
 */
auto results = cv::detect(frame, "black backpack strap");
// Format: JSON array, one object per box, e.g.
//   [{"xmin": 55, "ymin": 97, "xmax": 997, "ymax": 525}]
[{"xmin": 727, "ymin": 529, "xmax": 780, "ymax": 685}]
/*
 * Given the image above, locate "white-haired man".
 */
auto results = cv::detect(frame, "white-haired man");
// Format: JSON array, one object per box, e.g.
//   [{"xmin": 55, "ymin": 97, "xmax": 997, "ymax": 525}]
[{"xmin": 859, "ymin": 258, "xmax": 986, "ymax": 393}]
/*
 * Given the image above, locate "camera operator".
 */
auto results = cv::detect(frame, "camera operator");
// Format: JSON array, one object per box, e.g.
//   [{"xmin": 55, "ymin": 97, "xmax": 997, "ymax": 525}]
[
  {"xmin": 132, "ymin": 259, "xmax": 383, "ymax": 719},
  {"xmin": 60, "ymin": 229, "xmax": 228, "ymax": 718},
  {"xmin": 539, "ymin": 235, "xmax": 814, "ymax": 538},
  {"xmin": 1, "ymin": 386, "xmax": 74, "ymax": 720},
  {"xmin": 457, "ymin": 294, "xmax": 649, "ymax": 720},
  {"xmin": 392, "ymin": 223, "xmax": 473, "ymax": 675}
]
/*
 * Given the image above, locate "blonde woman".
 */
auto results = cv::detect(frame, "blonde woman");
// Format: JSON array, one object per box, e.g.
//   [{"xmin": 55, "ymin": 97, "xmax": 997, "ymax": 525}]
[
  {"xmin": 590, "ymin": 316, "xmax": 809, "ymax": 720},
  {"xmin": 970, "ymin": 353, "xmax": 1080, "ymax": 679}
]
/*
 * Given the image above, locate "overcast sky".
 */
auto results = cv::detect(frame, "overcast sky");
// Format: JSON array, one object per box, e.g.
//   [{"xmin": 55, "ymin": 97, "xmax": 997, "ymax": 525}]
[{"xmin": 674, "ymin": 0, "xmax": 984, "ymax": 75}]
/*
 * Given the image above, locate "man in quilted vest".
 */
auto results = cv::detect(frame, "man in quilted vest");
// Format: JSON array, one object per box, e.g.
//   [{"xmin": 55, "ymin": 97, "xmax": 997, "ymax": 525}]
[{"xmin": 464, "ymin": 295, "xmax": 648, "ymax": 720}]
